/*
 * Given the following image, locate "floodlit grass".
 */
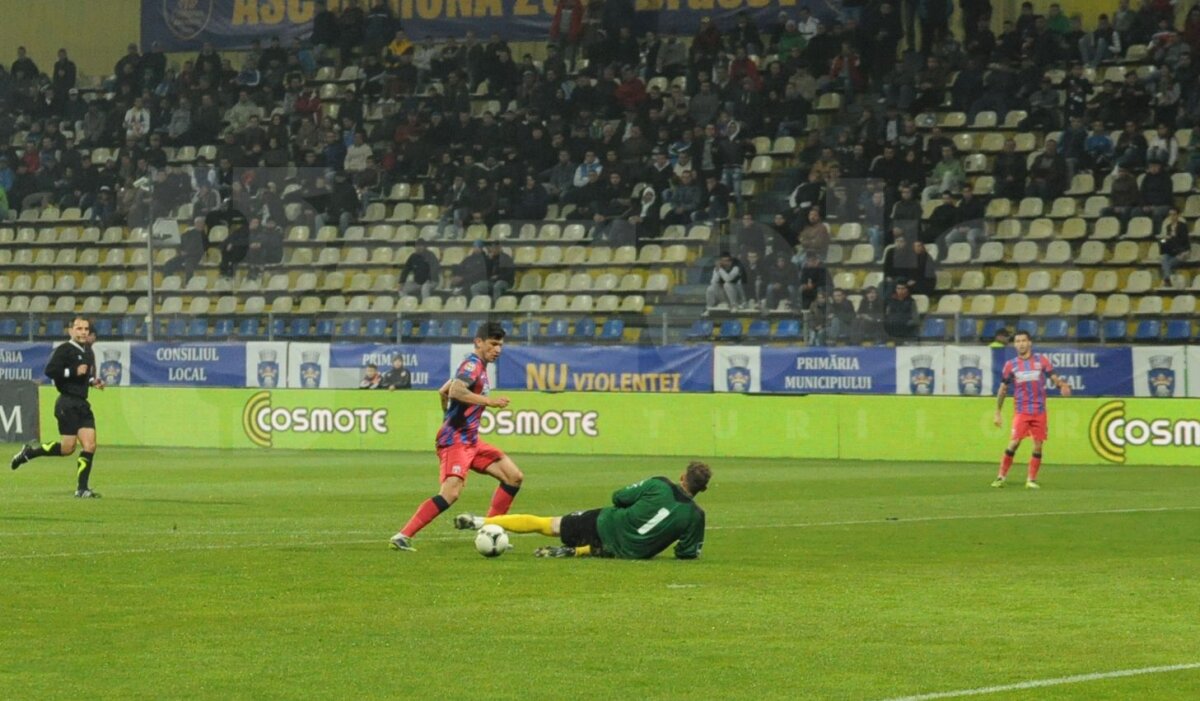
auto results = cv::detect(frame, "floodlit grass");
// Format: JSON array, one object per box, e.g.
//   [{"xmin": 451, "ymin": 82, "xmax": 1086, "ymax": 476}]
[{"xmin": 1, "ymin": 447, "xmax": 1198, "ymax": 700}]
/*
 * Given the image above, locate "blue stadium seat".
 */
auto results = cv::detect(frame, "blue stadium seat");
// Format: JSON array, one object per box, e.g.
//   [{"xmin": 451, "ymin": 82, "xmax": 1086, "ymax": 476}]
[
  {"xmin": 238, "ymin": 318, "xmax": 260, "ymax": 337},
  {"xmin": 599, "ymin": 319, "xmax": 624, "ymax": 341},
  {"xmin": 1015, "ymin": 319, "xmax": 1038, "ymax": 337},
  {"xmin": 314, "ymin": 319, "xmax": 335, "ymax": 337},
  {"xmin": 920, "ymin": 317, "xmax": 946, "ymax": 340},
  {"xmin": 1102, "ymin": 320, "xmax": 1127, "ymax": 342},
  {"xmin": 516, "ymin": 320, "xmax": 540, "ymax": 339},
  {"xmin": 775, "ymin": 319, "xmax": 801, "ymax": 339},
  {"xmin": 718, "ymin": 320, "xmax": 744, "ymax": 340},
  {"xmin": 0, "ymin": 319, "xmax": 18, "ymax": 337},
  {"xmin": 980, "ymin": 318, "xmax": 1006, "ymax": 342},
  {"xmin": 956, "ymin": 317, "xmax": 979, "ymax": 342},
  {"xmin": 186, "ymin": 319, "xmax": 208, "ymax": 337},
  {"xmin": 746, "ymin": 319, "xmax": 771, "ymax": 341},
  {"xmin": 686, "ymin": 320, "xmax": 714, "ymax": 339},
  {"xmin": 270, "ymin": 317, "xmax": 286, "ymax": 338},
  {"xmin": 573, "ymin": 318, "xmax": 596, "ymax": 339},
  {"xmin": 44, "ymin": 319, "xmax": 66, "ymax": 338},
  {"xmin": 499, "ymin": 319, "xmax": 514, "ymax": 336},
  {"xmin": 212, "ymin": 318, "xmax": 234, "ymax": 336},
  {"xmin": 1165, "ymin": 319, "xmax": 1192, "ymax": 341},
  {"xmin": 440, "ymin": 319, "xmax": 464, "ymax": 339},
  {"xmin": 366, "ymin": 318, "xmax": 389, "ymax": 338},
  {"xmin": 339, "ymin": 318, "xmax": 362, "ymax": 337},
  {"xmin": 119, "ymin": 317, "xmax": 141, "ymax": 337},
  {"xmin": 466, "ymin": 320, "xmax": 482, "ymax": 339},
  {"xmin": 419, "ymin": 319, "xmax": 442, "ymax": 338},
  {"xmin": 1134, "ymin": 320, "xmax": 1161, "ymax": 342},
  {"xmin": 544, "ymin": 319, "xmax": 569, "ymax": 339},
  {"xmin": 288, "ymin": 318, "xmax": 312, "ymax": 337},
  {"xmin": 92, "ymin": 318, "xmax": 114, "ymax": 337},
  {"xmin": 1043, "ymin": 318, "xmax": 1069, "ymax": 341},
  {"xmin": 1075, "ymin": 318, "xmax": 1099, "ymax": 342}
]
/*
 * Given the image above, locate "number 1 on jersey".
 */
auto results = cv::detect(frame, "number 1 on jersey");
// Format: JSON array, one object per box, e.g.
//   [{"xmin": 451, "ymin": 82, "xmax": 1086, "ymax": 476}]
[{"xmin": 637, "ymin": 507, "xmax": 671, "ymax": 534}]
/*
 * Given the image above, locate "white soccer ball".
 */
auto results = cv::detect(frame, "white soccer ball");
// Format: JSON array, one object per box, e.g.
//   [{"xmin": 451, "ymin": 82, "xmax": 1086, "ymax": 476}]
[{"xmin": 474, "ymin": 524, "xmax": 510, "ymax": 557}]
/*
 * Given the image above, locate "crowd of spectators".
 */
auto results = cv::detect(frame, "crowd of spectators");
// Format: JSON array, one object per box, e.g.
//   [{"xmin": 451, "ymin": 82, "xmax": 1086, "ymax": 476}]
[{"xmin": 0, "ymin": 0, "xmax": 1196, "ymax": 343}]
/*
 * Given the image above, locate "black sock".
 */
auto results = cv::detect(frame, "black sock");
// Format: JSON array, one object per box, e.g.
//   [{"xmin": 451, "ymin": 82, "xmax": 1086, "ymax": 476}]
[
  {"xmin": 77, "ymin": 452, "xmax": 94, "ymax": 490},
  {"xmin": 30, "ymin": 441, "xmax": 62, "ymax": 458}
]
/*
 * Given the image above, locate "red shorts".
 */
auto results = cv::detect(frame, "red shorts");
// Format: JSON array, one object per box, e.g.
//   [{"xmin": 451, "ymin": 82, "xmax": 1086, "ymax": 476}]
[
  {"xmin": 437, "ymin": 440, "xmax": 505, "ymax": 482},
  {"xmin": 1011, "ymin": 412, "xmax": 1048, "ymax": 442}
]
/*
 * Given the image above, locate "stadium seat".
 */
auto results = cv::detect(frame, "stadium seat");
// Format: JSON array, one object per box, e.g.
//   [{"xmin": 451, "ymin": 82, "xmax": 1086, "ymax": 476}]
[
  {"xmin": 289, "ymin": 319, "xmax": 312, "ymax": 338},
  {"xmin": 1043, "ymin": 318, "xmax": 1069, "ymax": 340},
  {"xmin": 366, "ymin": 318, "xmax": 390, "ymax": 338},
  {"xmin": 1164, "ymin": 320, "xmax": 1192, "ymax": 341},
  {"xmin": 119, "ymin": 317, "xmax": 142, "ymax": 337},
  {"xmin": 955, "ymin": 317, "xmax": 979, "ymax": 341},
  {"xmin": 686, "ymin": 320, "xmax": 714, "ymax": 340},
  {"xmin": 92, "ymin": 318, "xmax": 114, "ymax": 337},
  {"xmin": 419, "ymin": 319, "xmax": 442, "ymax": 338},
  {"xmin": 920, "ymin": 317, "xmax": 946, "ymax": 340},
  {"xmin": 1134, "ymin": 320, "xmax": 1161, "ymax": 342},
  {"xmin": 270, "ymin": 318, "xmax": 286, "ymax": 338},
  {"xmin": 1015, "ymin": 319, "xmax": 1038, "ymax": 337},
  {"xmin": 439, "ymin": 319, "xmax": 463, "ymax": 340},
  {"xmin": 718, "ymin": 320, "xmax": 744, "ymax": 341},
  {"xmin": 980, "ymin": 318, "xmax": 1006, "ymax": 340},
  {"xmin": 573, "ymin": 318, "xmax": 597, "ymax": 340},
  {"xmin": 212, "ymin": 319, "xmax": 234, "ymax": 337},
  {"xmin": 1072, "ymin": 318, "xmax": 1099, "ymax": 342},
  {"xmin": 314, "ymin": 319, "xmax": 335, "ymax": 337},
  {"xmin": 1102, "ymin": 320, "xmax": 1128, "ymax": 342},
  {"xmin": 774, "ymin": 320, "xmax": 801, "ymax": 339},
  {"xmin": 186, "ymin": 319, "xmax": 208, "ymax": 337},
  {"xmin": 45, "ymin": 319, "xmax": 66, "ymax": 338},
  {"xmin": 746, "ymin": 319, "xmax": 771, "ymax": 341},
  {"xmin": 0, "ymin": 319, "xmax": 17, "ymax": 337},
  {"xmin": 599, "ymin": 319, "xmax": 624, "ymax": 341},
  {"xmin": 516, "ymin": 320, "xmax": 540, "ymax": 340},
  {"xmin": 544, "ymin": 319, "xmax": 570, "ymax": 339},
  {"xmin": 237, "ymin": 318, "xmax": 260, "ymax": 337}
]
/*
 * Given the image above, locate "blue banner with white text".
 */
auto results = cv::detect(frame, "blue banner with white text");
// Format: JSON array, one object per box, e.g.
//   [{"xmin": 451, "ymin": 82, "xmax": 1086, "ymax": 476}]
[
  {"xmin": 328, "ymin": 343, "xmax": 449, "ymax": 389},
  {"xmin": 141, "ymin": 0, "xmax": 839, "ymax": 51},
  {"xmin": 0, "ymin": 343, "xmax": 52, "ymax": 384},
  {"xmin": 498, "ymin": 344, "xmax": 713, "ymax": 392},
  {"xmin": 759, "ymin": 347, "xmax": 897, "ymax": 394},
  {"xmin": 129, "ymin": 343, "xmax": 248, "ymax": 386}
]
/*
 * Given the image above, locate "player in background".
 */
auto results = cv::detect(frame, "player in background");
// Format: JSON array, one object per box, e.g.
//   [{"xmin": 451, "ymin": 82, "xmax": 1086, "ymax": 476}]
[
  {"xmin": 10, "ymin": 317, "xmax": 105, "ymax": 497},
  {"xmin": 455, "ymin": 462, "xmax": 710, "ymax": 560},
  {"xmin": 390, "ymin": 322, "xmax": 523, "ymax": 552},
  {"xmin": 992, "ymin": 330, "xmax": 1071, "ymax": 489}
]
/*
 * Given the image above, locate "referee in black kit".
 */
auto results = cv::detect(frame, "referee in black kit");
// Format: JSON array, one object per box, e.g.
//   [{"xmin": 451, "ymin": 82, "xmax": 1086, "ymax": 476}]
[{"xmin": 11, "ymin": 317, "xmax": 105, "ymax": 497}]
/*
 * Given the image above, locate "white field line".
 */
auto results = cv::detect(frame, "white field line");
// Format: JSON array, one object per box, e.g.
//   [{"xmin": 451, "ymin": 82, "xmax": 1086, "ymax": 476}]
[
  {"xmin": 1, "ymin": 505, "xmax": 1197, "ymax": 560},
  {"xmin": 878, "ymin": 662, "xmax": 1200, "ymax": 701}
]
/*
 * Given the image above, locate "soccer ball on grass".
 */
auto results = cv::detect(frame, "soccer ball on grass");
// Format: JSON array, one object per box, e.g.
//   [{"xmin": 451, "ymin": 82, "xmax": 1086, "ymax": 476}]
[{"xmin": 474, "ymin": 524, "xmax": 510, "ymax": 557}]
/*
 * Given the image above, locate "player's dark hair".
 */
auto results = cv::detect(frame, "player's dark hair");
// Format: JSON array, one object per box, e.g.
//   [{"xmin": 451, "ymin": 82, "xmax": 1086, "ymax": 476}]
[
  {"xmin": 477, "ymin": 321, "xmax": 506, "ymax": 341},
  {"xmin": 1014, "ymin": 330, "xmax": 1033, "ymax": 341},
  {"xmin": 366, "ymin": 363, "xmax": 377, "ymax": 370},
  {"xmin": 684, "ymin": 461, "xmax": 712, "ymax": 494}
]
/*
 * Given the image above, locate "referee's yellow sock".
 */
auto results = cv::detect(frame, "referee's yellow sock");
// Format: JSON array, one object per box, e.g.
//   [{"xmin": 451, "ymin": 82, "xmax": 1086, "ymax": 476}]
[{"xmin": 484, "ymin": 514, "xmax": 555, "ymax": 536}]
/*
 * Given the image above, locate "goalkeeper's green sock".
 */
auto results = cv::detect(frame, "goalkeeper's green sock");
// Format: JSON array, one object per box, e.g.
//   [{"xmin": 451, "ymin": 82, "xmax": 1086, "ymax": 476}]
[
  {"xmin": 485, "ymin": 514, "xmax": 555, "ymax": 536},
  {"xmin": 30, "ymin": 442, "xmax": 62, "ymax": 458}
]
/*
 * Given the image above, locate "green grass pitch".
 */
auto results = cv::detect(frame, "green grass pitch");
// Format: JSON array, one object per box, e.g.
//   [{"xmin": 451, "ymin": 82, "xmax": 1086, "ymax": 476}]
[{"xmin": 2, "ymin": 447, "xmax": 1199, "ymax": 700}]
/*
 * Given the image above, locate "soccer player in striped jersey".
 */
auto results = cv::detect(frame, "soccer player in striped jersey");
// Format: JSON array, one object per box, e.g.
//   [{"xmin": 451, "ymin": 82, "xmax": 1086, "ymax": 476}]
[
  {"xmin": 992, "ymin": 330, "xmax": 1071, "ymax": 489},
  {"xmin": 390, "ymin": 322, "xmax": 523, "ymax": 552}
]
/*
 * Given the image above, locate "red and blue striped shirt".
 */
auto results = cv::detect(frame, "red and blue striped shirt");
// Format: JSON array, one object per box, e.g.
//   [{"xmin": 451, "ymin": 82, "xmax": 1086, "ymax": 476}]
[
  {"xmin": 1001, "ymin": 354, "xmax": 1055, "ymax": 415},
  {"xmin": 436, "ymin": 354, "xmax": 489, "ymax": 447}
]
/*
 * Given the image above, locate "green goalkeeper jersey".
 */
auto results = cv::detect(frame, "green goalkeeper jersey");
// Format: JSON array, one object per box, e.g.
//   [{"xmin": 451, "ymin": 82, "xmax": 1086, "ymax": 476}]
[{"xmin": 596, "ymin": 476, "xmax": 706, "ymax": 560}]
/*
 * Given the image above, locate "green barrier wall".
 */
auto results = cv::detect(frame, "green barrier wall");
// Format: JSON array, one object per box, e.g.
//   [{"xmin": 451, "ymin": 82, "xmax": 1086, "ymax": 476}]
[{"xmin": 37, "ymin": 387, "xmax": 1200, "ymax": 465}]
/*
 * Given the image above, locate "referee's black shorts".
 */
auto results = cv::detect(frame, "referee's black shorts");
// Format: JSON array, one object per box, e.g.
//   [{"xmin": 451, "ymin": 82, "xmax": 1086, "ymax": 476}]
[
  {"xmin": 559, "ymin": 508, "xmax": 605, "ymax": 550},
  {"xmin": 54, "ymin": 396, "xmax": 95, "ymax": 436}
]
